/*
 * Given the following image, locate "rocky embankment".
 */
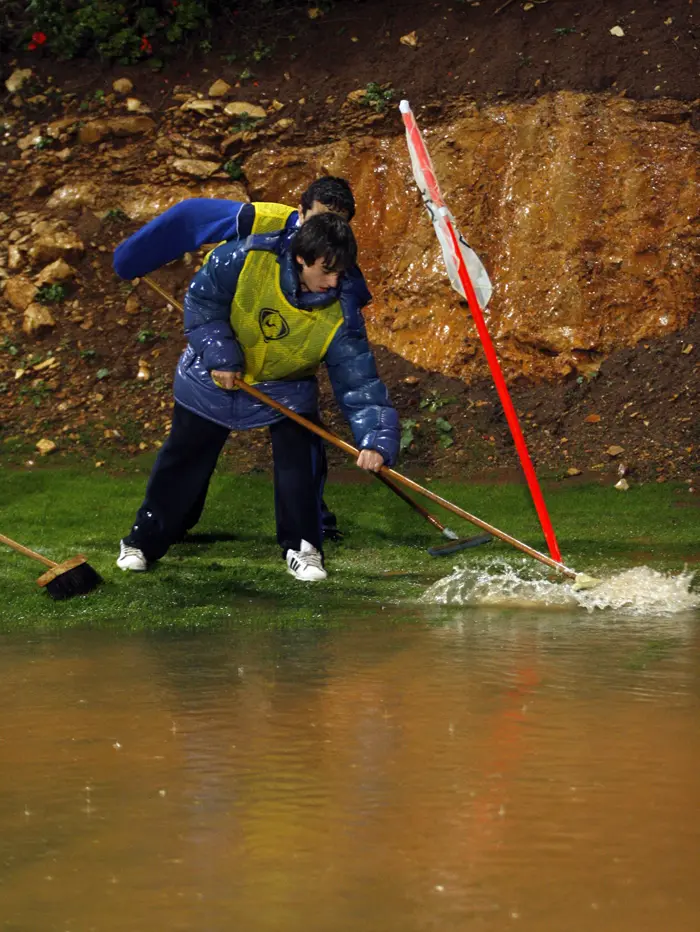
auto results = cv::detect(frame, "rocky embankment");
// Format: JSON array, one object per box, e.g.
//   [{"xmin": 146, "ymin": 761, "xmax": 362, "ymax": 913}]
[{"xmin": 0, "ymin": 65, "xmax": 697, "ymax": 484}]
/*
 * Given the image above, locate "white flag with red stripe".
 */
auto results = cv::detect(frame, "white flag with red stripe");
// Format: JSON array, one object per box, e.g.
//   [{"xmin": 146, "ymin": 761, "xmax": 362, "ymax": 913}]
[{"xmin": 400, "ymin": 100, "xmax": 492, "ymax": 309}]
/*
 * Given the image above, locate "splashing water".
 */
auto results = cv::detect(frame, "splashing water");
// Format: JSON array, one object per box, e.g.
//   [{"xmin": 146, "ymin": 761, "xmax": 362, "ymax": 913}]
[{"xmin": 421, "ymin": 561, "xmax": 699, "ymax": 616}]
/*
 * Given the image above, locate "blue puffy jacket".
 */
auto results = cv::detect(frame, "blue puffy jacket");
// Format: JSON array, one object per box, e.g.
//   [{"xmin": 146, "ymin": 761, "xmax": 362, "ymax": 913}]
[{"xmin": 175, "ymin": 229, "xmax": 400, "ymax": 466}]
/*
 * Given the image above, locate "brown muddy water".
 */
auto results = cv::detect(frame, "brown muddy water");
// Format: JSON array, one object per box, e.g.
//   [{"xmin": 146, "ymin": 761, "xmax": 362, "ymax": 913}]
[{"xmin": 1, "ymin": 607, "xmax": 699, "ymax": 932}]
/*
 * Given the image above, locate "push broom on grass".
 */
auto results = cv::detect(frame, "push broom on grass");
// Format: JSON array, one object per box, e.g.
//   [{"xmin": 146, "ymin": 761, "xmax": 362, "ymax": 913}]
[{"xmin": 0, "ymin": 532, "xmax": 102, "ymax": 600}]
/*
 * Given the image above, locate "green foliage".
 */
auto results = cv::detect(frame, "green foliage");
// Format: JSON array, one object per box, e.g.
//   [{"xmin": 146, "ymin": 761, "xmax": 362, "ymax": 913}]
[
  {"xmin": 400, "ymin": 418, "xmax": 418, "ymax": 453},
  {"xmin": 136, "ymin": 329, "xmax": 156, "ymax": 343},
  {"xmin": 419, "ymin": 391, "xmax": 456, "ymax": 413},
  {"xmin": 79, "ymin": 348, "xmax": 96, "ymax": 359},
  {"xmin": 103, "ymin": 207, "xmax": 130, "ymax": 224},
  {"xmin": 554, "ymin": 26, "xmax": 577, "ymax": 36},
  {"xmin": 238, "ymin": 67, "xmax": 254, "ymax": 84},
  {"xmin": 223, "ymin": 158, "xmax": 243, "ymax": 180},
  {"xmin": 362, "ymin": 82, "xmax": 394, "ymax": 113},
  {"xmin": 33, "ymin": 135, "xmax": 53, "ymax": 150},
  {"xmin": 17, "ymin": 0, "xmax": 213, "ymax": 63},
  {"xmin": 36, "ymin": 283, "xmax": 66, "ymax": 304},
  {"xmin": 1, "ymin": 336, "xmax": 19, "ymax": 356},
  {"xmin": 435, "ymin": 417, "xmax": 454, "ymax": 449},
  {"xmin": 96, "ymin": 367, "xmax": 110, "ymax": 380},
  {"xmin": 19, "ymin": 379, "xmax": 50, "ymax": 408},
  {"xmin": 231, "ymin": 111, "xmax": 263, "ymax": 132}
]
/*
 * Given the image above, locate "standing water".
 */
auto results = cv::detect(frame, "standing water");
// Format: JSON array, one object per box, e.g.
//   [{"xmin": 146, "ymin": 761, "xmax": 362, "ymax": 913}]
[{"xmin": 0, "ymin": 600, "xmax": 699, "ymax": 931}]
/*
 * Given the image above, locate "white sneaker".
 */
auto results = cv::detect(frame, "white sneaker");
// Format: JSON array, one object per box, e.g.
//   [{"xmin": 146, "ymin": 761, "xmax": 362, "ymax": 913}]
[
  {"xmin": 116, "ymin": 540, "xmax": 148, "ymax": 572},
  {"xmin": 286, "ymin": 539, "xmax": 327, "ymax": 581}
]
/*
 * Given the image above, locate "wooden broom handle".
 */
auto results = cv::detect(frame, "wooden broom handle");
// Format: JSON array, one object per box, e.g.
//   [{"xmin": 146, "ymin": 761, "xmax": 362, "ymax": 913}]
[
  {"xmin": 0, "ymin": 533, "xmax": 57, "ymax": 568},
  {"xmin": 231, "ymin": 377, "xmax": 577, "ymax": 580}
]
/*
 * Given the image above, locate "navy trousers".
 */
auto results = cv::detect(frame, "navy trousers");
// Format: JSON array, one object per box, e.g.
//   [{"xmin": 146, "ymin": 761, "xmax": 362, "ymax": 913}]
[{"xmin": 124, "ymin": 403, "xmax": 325, "ymax": 562}]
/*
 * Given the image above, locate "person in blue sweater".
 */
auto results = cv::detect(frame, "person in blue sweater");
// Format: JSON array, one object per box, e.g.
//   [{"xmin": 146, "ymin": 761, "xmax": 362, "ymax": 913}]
[
  {"xmin": 113, "ymin": 177, "xmax": 361, "ymax": 542},
  {"xmin": 117, "ymin": 212, "xmax": 400, "ymax": 581}
]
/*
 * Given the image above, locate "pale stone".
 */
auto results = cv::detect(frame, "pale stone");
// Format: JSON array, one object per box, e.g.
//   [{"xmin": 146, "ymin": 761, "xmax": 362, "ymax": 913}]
[
  {"xmin": 125, "ymin": 293, "xmax": 141, "ymax": 315},
  {"xmin": 104, "ymin": 115, "xmax": 155, "ymax": 137},
  {"xmin": 29, "ymin": 230, "xmax": 84, "ymax": 265},
  {"xmin": 78, "ymin": 121, "xmax": 107, "ymax": 145},
  {"xmin": 23, "ymin": 303, "xmax": 56, "ymax": 336},
  {"xmin": 113, "ymin": 78, "xmax": 134, "ymax": 95},
  {"xmin": 208, "ymin": 79, "xmax": 231, "ymax": 98},
  {"xmin": 180, "ymin": 99, "xmax": 217, "ymax": 113},
  {"xmin": 171, "ymin": 158, "xmax": 221, "ymax": 179},
  {"xmin": 223, "ymin": 101, "xmax": 267, "ymax": 120},
  {"xmin": 8, "ymin": 246, "xmax": 23, "ymax": 271},
  {"xmin": 269, "ymin": 118, "xmax": 295, "ymax": 134},
  {"xmin": 35, "ymin": 259, "xmax": 75, "ymax": 286},
  {"xmin": 45, "ymin": 182, "xmax": 100, "ymax": 210},
  {"xmin": 136, "ymin": 358, "xmax": 151, "ymax": 380},
  {"xmin": 5, "ymin": 69, "xmax": 32, "ymax": 94},
  {"xmin": 125, "ymin": 97, "xmax": 148, "ymax": 112},
  {"xmin": 46, "ymin": 117, "xmax": 79, "ymax": 139},
  {"xmin": 400, "ymin": 31, "xmax": 419, "ymax": 48},
  {"xmin": 17, "ymin": 130, "xmax": 43, "ymax": 151},
  {"xmin": 36, "ymin": 438, "xmax": 57, "ymax": 455},
  {"xmin": 4, "ymin": 275, "xmax": 37, "ymax": 311},
  {"xmin": 346, "ymin": 89, "xmax": 367, "ymax": 105}
]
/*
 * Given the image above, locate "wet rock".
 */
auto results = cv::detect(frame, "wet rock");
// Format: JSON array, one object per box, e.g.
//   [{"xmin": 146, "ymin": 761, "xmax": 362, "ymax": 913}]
[
  {"xmin": 5, "ymin": 69, "xmax": 32, "ymax": 94},
  {"xmin": 45, "ymin": 182, "xmax": 101, "ymax": 211},
  {"xmin": 78, "ymin": 121, "xmax": 107, "ymax": 145},
  {"xmin": 400, "ymin": 31, "xmax": 419, "ymax": 49},
  {"xmin": 7, "ymin": 246, "xmax": 23, "ymax": 271},
  {"xmin": 29, "ymin": 229, "xmax": 84, "ymax": 265},
  {"xmin": 4, "ymin": 275, "xmax": 38, "ymax": 311},
  {"xmin": 136, "ymin": 357, "xmax": 151, "ymax": 381},
  {"xmin": 606, "ymin": 445, "xmax": 625, "ymax": 457},
  {"xmin": 112, "ymin": 78, "xmax": 134, "ymax": 95},
  {"xmin": 17, "ymin": 129, "xmax": 44, "ymax": 151},
  {"xmin": 23, "ymin": 303, "xmax": 56, "ymax": 336},
  {"xmin": 208, "ymin": 79, "xmax": 231, "ymax": 98},
  {"xmin": 79, "ymin": 116, "xmax": 155, "ymax": 144},
  {"xmin": 25, "ymin": 176, "xmax": 51, "ymax": 198},
  {"xmin": 106, "ymin": 115, "xmax": 156, "ymax": 137},
  {"xmin": 46, "ymin": 117, "xmax": 79, "ymax": 139},
  {"xmin": 171, "ymin": 158, "xmax": 221, "ymax": 179},
  {"xmin": 118, "ymin": 182, "xmax": 246, "ymax": 222},
  {"xmin": 180, "ymin": 99, "xmax": 217, "ymax": 114},
  {"xmin": 126, "ymin": 97, "xmax": 149, "ymax": 113},
  {"xmin": 223, "ymin": 101, "xmax": 267, "ymax": 120},
  {"xmin": 614, "ymin": 478, "xmax": 630, "ymax": 491},
  {"xmin": 125, "ymin": 293, "xmax": 141, "ymax": 315},
  {"xmin": 35, "ymin": 258, "xmax": 75, "ymax": 286}
]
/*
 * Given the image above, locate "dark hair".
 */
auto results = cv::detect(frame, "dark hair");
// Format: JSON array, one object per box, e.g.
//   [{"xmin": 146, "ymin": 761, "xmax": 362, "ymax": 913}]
[
  {"xmin": 291, "ymin": 212, "xmax": 357, "ymax": 272},
  {"xmin": 299, "ymin": 176, "xmax": 356, "ymax": 222}
]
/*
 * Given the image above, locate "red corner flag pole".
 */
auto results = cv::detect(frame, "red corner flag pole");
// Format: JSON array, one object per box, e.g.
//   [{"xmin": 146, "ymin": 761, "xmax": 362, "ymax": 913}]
[{"xmin": 400, "ymin": 100, "xmax": 562, "ymax": 563}]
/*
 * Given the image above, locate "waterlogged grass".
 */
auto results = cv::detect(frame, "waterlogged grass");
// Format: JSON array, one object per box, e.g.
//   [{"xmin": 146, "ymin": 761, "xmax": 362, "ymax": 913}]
[{"xmin": 0, "ymin": 465, "xmax": 697, "ymax": 631}]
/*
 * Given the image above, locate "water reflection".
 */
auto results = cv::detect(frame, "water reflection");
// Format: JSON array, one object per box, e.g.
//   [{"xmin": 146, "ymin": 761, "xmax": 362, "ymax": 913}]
[{"xmin": 1, "ymin": 607, "xmax": 698, "ymax": 931}]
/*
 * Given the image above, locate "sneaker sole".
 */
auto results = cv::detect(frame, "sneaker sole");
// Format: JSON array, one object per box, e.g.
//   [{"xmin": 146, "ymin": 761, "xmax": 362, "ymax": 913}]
[{"xmin": 286, "ymin": 567, "xmax": 327, "ymax": 582}]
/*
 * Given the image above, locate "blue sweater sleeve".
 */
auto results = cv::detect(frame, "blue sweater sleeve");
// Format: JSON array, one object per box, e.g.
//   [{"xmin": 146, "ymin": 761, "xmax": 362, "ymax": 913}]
[
  {"xmin": 183, "ymin": 239, "xmax": 248, "ymax": 372},
  {"xmin": 113, "ymin": 199, "xmax": 254, "ymax": 279},
  {"xmin": 324, "ymin": 322, "xmax": 400, "ymax": 467}
]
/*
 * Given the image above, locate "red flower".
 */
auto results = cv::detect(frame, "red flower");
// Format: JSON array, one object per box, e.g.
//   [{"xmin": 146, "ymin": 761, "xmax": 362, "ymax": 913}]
[
  {"xmin": 140, "ymin": 36, "xmax": 152, "ymax": 54},
  {"xmin": 28, "ymin": 31, "xmax": 47, "ymax": 51}
]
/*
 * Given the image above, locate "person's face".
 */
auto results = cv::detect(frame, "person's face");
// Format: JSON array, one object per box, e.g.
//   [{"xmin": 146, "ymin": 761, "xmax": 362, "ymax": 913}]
[
  {"xmin": 299, "ymin": 200, "xmax": 350, "ymax": 222},
  {"xmin": 297, "ymin": 255, "xmax": 341, "ymax": 293}
]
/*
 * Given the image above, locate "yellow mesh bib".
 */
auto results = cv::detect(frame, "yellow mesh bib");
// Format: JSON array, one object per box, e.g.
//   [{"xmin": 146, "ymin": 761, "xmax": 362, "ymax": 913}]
[
  {"xmin": 232, "ymin": 249, "xmax": 343, "ymax": 385},
  {"xmin": 251, "ymin": 202, "xmax": 295, "ymax": 234}
]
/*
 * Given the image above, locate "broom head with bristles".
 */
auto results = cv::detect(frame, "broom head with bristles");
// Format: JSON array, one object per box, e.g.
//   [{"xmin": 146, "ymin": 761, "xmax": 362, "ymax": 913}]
[{"xmin": 36, "ymin": 555, "xmax": 103, "ymax": 600}]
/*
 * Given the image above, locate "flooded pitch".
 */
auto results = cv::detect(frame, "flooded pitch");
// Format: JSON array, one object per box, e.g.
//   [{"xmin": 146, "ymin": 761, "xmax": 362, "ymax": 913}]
[{"xmin": 1, "ymin": 602, "xmax": 698, "ymax": 931}]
